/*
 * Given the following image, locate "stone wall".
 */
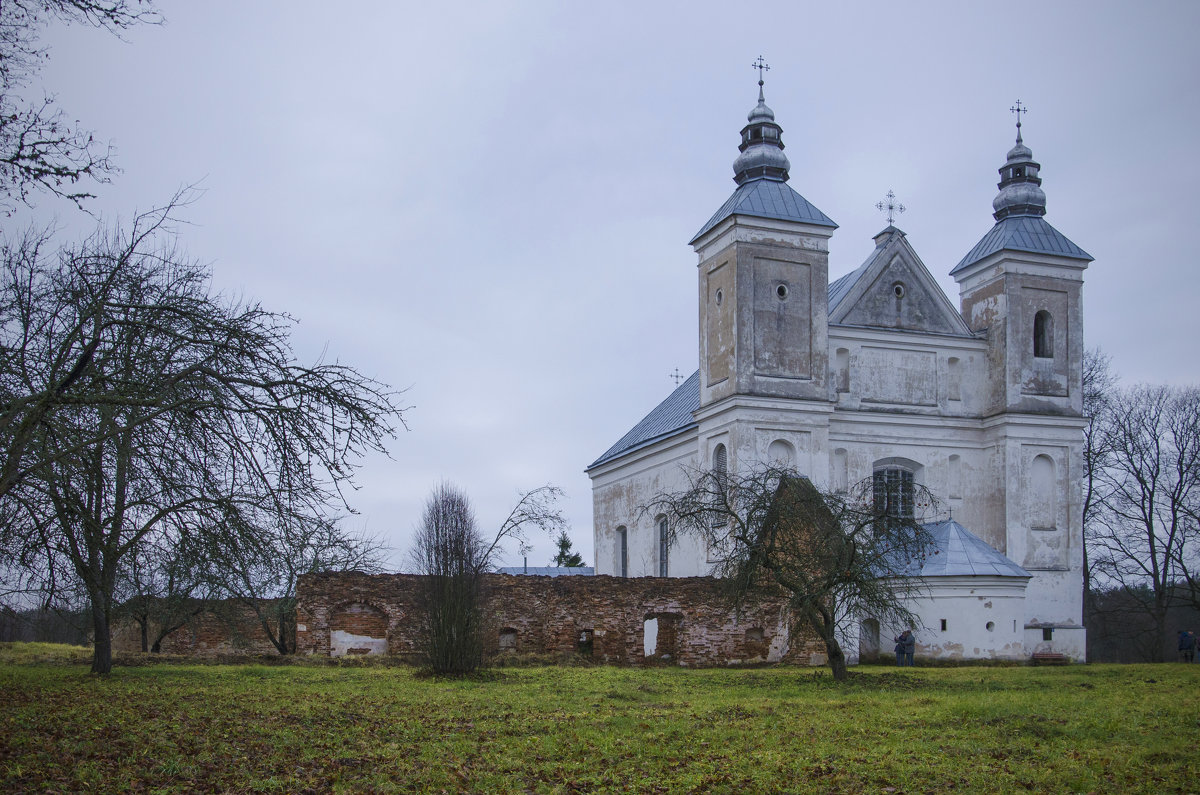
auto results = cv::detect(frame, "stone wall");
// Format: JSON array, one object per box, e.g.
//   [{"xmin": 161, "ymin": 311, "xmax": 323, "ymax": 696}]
[
  {"xmin": 296, "ymin": 572, "xmax": 827, "ymax": 667},
  {"xmin": 111, "ymin": 599, "xmax": 282, "ymax": 656}
]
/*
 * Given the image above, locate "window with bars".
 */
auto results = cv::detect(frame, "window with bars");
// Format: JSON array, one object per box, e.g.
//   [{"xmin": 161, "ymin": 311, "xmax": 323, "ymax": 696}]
[{"xmin": 873, "ymin": 467, "xmax": 914, "ymax": 523}]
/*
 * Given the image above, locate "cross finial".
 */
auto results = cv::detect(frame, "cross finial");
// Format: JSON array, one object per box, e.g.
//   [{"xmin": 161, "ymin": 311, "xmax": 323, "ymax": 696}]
[
  {"xmin": 875, "ymin": 190, "xmax": 906, "ymax": 226},
  {"xmin": 752, "ymin": 56, "xmax": 770, "ymax": 86},
  {"xmin": 1010, "ymin": 99, "xmax": 1028, "ymax": 143},
  {"xmin": 669, "ymin": 367, "xmax": 684, "ymax": 387}
]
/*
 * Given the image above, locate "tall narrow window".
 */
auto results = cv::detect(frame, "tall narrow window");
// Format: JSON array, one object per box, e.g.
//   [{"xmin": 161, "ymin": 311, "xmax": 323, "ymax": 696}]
[
  {"xmin": 616, "ymin": 526, "xmax": 628, "ymax": 578},
  {"xmin": 1033, "ymin": 310, "xmax": 1054, "ymax": 358},
  {"xmin": 835, "ymin": 348, "xmax": 850, "ymax": 393},
  {"xmin": 873, "ymin": 467, "xmax": 914, "ymax": 524},
  {"xmin": 1031, "ymin": 455, "xmax": 1057, "ymax": 529},
  {"xmin": 712, "ymin": 444, "xmax": 728, "ymax": 527},
  {"xmin": 657, "ymin": 516, "xmax": 669, "ymax": 577},
  {"xmin": 947, "ymin": 357, "xmax": 961, "ymax": 402}
]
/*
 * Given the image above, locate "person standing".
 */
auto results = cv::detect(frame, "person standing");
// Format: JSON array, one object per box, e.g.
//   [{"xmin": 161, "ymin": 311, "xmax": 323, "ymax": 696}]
[
  {"xmin": 894, "ymin": 630, "xmax": 915, "ymax": 667},
  {"xmin": 1179, "ymin": 630, "xmax": 1196, "ymax": 663}
]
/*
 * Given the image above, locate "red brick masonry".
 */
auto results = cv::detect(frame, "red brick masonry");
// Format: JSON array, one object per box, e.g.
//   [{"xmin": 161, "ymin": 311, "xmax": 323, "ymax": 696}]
[{"xmin": 296, "ymin": 572, "xmax": 825, "ymax": 667}]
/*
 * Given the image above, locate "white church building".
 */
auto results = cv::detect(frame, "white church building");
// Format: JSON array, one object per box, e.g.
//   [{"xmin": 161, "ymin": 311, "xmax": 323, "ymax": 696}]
[{"xmin": 585, "ymin": 78, "xmax": 1090, "ymax": 663}]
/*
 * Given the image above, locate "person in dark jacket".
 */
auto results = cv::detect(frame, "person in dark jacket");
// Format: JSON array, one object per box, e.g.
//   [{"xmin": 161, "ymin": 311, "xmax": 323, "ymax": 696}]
[
  {"xmin": 1179, "ymin": 630, "xmax": 1196, "ymax": 663},
  {"xmin": 894, "ymin": 630, "xmax": 915, "ymax": 666}
]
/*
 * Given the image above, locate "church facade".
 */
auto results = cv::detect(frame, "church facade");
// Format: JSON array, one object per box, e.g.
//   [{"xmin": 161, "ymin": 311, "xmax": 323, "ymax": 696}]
[{"xmin": 585, "ymin": 82, "xmax": 1091, "ymax": 662}]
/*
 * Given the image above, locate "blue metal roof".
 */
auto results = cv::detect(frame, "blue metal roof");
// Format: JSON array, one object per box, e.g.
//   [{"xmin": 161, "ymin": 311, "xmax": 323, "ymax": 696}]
[
  {"xmin": 690, "ymin": 179, "xmax": 837, "ymax": 244},
  {"xmin": 894, "ymin": 519, "xmax": 1031, "ymax": 578},
  {"xmin": 496, "ymin": 566, "xmax": 594, "ymax": 577},
  {"xmin": 587, "ymin": 370, "xmax": 700, "ymax": 470},
  {"xmin": 952, "ymin": 215, "xmax": 1092, "ymax": 275}
]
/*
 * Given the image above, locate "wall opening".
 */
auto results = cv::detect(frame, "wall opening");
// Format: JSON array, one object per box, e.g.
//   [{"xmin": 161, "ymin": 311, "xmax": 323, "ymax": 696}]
[
  {"xmin": 577, "ymin": 628, "xmax": 594, "ymax": 658},
  {"xmin": 643, "ymin": 612, "xmax": 682, "ymax": 660},
  {"xmin": 329, "ymin": 602, "xmax": 389, "ymax": 657},
  {"xmin": 744, "ymin": 627, "xmax": 767, "ymax": 660},
  {"xmin": 498, "ymin": 628, "xmax": 517, "ymax": 652},
  {"xmin": 835, "ymin": 348, "xmax": 850, "ymax": 393}
]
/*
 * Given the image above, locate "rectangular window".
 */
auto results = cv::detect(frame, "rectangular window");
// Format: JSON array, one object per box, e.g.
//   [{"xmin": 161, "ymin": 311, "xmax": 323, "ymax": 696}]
[
  {"xmin": 1042, "ymin": 627, "xmax": 1054, "ymax": 642},
  {"xmin": 940, "ymin": 619, "xmax": 947, "ymax": 632}
]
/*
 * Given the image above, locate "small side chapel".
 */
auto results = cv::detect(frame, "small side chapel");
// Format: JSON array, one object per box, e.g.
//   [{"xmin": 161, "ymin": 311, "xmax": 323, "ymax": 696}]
[{"xmin": 585, "ymin": 72, "xmax": 1091, "ymax": 662}]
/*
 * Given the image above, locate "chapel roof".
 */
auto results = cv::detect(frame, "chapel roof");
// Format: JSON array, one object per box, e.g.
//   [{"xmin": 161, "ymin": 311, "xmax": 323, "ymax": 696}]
[{"xmin": 895, "ymin": 519, "xmax": 1031, "ymax": 579}]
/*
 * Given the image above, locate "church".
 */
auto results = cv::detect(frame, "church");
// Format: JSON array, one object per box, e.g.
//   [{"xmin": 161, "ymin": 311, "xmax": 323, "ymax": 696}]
[{"xmin": 585, "ymin": 73, "xmax": 1090, "ymax": 663}]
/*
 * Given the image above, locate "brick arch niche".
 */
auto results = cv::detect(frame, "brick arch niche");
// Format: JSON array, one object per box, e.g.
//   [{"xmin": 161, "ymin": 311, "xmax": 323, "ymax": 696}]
[{"xmin": 329, "ymin": 602, "xmax": 389, "ymax": 656}]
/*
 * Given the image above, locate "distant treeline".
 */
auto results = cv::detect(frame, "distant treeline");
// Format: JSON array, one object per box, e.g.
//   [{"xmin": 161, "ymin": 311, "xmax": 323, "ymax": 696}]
[
  {"xmin": 0, "ymin": 606, "xmax": 88, "ymax": 645},
  {"xmin": 1086, "ymin": 584, "xmax": 1200, "ymax": 663}
]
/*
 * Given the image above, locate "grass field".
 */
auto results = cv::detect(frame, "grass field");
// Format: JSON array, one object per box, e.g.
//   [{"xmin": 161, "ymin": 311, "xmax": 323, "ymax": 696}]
[{"xmin": 1, "ymin": 644, "xmax": 1197, "ymax": 793}]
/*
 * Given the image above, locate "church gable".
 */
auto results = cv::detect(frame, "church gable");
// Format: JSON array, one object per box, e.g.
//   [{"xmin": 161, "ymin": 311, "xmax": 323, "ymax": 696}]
[{"xmin": 831, "ymin": 228, "xmax": 972, "ymax": 336}]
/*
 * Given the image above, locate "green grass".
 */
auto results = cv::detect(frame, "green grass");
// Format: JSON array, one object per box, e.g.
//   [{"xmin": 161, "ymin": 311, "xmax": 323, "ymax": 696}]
[{"xmin": 1, "ymin": 646, "xmax": 1197, "ymax": 793}]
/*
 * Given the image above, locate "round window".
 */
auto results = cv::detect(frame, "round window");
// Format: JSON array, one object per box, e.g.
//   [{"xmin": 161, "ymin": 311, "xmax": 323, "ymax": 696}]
[
  {"xmin": 776, "ymin": 284, "xmax": 788, "ymax": 300},
  {"xmin": 985, "ymin": 621, "xmax": 995, "ymax": 632},
  {"xmin": 715, "ymin": 289, "xmax": 723, "ymax": 306},
  {"xmin": 893, "ymin": 283, "xmax": 905, "ymax": 299}
]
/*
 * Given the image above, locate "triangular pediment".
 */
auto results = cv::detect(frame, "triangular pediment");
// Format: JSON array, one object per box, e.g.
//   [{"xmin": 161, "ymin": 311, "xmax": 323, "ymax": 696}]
[{"xmin": 829, "ymin": 228, "xmax": 973, "ymax": 336}]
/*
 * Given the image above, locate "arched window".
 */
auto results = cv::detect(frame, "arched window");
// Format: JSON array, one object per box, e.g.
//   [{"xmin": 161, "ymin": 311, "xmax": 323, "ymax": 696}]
[
  {"xmin": 1031, "ymin": 455, "xmax": 1056, "ymax": 529},
  {"xmin": 767, "ymin": 439, "xmax": 794, "ymax": 466},
  {"xmin": 657, "ymin": 516, "xmax": 670, "ymax": 577},
  {"xmin": 712, "ymin": 444, "xmax": 728, "ymax": 528},
  {"xmin": 873, "ymin": 466, "xmax": 915, "ymax": 523},
  {"xmin": 1033, "ymin": 310, "xmax": 1054, "ymax": 359}
]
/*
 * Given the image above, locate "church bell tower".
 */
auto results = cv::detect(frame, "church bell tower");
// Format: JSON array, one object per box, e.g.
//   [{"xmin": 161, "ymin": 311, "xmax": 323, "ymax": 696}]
[
  {"xmin": 691, "ymin": 63, "xmax": 837, "ymax": 410},
  {"xmin": 689, "ymin": 61, "xmax": 837, "ymax": 482}
]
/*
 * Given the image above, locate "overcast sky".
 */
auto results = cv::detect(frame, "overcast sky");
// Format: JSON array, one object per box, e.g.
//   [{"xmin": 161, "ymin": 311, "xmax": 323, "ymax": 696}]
[{"xmin": 19, "ymin": 0, "xmax": 1200, "ymax": 569}]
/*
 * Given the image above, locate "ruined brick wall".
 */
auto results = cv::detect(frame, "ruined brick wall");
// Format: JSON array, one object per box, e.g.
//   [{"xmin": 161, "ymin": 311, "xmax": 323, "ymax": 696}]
[
  {"xmin": 111, "ymin": 599, "xmax": 283, "ymax": 656},
  {"xmin": 295, "ymin": 572, "xmax": 827, "ymax": 667}
]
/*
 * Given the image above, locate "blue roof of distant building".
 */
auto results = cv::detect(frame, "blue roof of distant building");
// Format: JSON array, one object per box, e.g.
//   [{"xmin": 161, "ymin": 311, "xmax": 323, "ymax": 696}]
[
  {"xmin": 496, "ymin": 566, "xmax": 594, "ymax": 577},
  {"xmin": 690, "ymin": 179, "xmax": 837, "ymax": 244},
  {"xmin": 892, "ymin": 519, "xmax": 1031, "ymax": 578},
  {"xmin": 952, "ymin": 215, "xmax": 1092, "ymax": 275}
]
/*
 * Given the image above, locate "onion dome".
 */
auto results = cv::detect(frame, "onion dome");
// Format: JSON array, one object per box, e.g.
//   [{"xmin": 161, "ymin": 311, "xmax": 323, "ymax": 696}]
[
  {"xmin": 991, "ymin": 108, "xmax": 1046, "ymax": 220},
  {"xmin": 732, "ymin": 80, "xmax": 790, "ymax": 185}
]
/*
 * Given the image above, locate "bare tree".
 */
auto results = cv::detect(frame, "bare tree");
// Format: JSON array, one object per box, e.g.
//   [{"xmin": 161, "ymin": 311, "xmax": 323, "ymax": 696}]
[
  {"xmin": 647, "ymin": 466, "xmax": 937, "ymax": 681},
  {"xmin": 198, "ymin": 512, "xmax": 386, "ymax": 655},
  {"xmin": 410, "ymin": 484, "xmax": 566, "ymax": 675},
  {"xmin": 1081, "ymin": 348, "xmax": 1117, "ymax": 618},
  {"xmin": 0, "ymin": 1, "xmax": 161, "ymax": 212},
  {"xmin": 1089, "ymin": 384, "xmax": 1200, "ymax": 660},
  {"xmin": 0, "ymin": 199, "xmax": 404, "ymax": 673}
]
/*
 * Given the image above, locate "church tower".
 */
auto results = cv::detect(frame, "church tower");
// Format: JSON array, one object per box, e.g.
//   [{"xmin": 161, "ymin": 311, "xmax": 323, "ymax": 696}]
[
  {"xmin": 689, "ymin": 64, "xmax": 837, "ymax": 482},
  {"xmin": 952, "ymin": 104, "xmax": 1091, "ymax": 656}
]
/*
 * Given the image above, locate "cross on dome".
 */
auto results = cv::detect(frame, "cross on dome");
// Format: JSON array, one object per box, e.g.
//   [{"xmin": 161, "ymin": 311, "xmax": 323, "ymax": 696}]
[
  {"xmin": 1010, "ymin": 99, "xmax": 1028, "ymax": 143},
  {"xmin": 752, "ymin": 55, "xmax": 770, "ymax": 87}
]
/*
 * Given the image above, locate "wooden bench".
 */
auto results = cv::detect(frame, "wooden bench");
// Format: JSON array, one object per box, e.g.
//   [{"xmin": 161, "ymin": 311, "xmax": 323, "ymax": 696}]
[{"xmin": 1031, "ymin": 651, "xmax": 1069, "ymax": 665}]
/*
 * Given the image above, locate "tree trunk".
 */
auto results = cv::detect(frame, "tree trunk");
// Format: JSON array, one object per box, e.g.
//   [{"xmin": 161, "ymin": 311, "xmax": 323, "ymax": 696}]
[
  {"xmin": 89, "ymin": 597, "xmax": 113, "ymax": 674},
  {"xmin": 823, "ymin": 633, "xmax": 848, "ymax": 681}
]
